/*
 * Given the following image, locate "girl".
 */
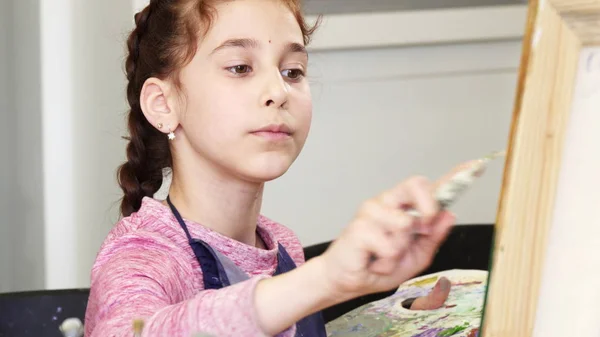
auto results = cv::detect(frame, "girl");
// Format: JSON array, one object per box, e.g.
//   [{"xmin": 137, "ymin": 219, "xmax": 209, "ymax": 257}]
[{"xmin": 85, "ymin": 0, "xmax": 458, "ymax": 336}]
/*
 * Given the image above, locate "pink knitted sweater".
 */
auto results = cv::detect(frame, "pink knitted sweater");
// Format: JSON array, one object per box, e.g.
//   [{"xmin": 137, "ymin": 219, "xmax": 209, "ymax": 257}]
[{"xmin": 84, "ymin": 197, "xmax": 306, "ymax": 337}]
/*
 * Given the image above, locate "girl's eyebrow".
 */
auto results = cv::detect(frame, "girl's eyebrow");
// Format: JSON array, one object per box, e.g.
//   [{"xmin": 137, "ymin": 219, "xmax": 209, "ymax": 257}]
[
  {"xmin": 210, "ymin": 38, "xmax": 259, "ymax": 55},
  {"xmin": 284, "ymin": 42, "xmax": 308, "ymax": 58},
  {"xmin": 210, "ymin": 38, "xmax": 308, "ymax": 58}
]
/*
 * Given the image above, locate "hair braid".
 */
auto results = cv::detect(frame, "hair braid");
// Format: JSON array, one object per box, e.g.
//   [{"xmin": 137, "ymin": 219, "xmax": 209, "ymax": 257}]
[{"xmin": 118, "ymin": 2, "xmax": 171, "ymax": 217}]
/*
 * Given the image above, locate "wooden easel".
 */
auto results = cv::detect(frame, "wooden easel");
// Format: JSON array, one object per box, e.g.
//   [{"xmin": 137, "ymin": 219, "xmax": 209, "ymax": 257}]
[{"xmin": 482, "ymin": 1, "xmax": 600, "ymax": 336}]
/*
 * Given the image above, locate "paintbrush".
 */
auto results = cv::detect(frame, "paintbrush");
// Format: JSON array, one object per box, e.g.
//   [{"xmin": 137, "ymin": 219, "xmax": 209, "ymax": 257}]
[
  {"xmin": 369, "ymin": 149, "xmax": 506, "ymax": 264},
  {"xmin": 407, "ymin": 149, "xmax": 506, "ymax": 217}
]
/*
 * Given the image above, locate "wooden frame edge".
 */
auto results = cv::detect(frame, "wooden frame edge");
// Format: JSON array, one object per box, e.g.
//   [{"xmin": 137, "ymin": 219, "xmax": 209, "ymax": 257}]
[{"xmin": 481, "ymin": 0, "xmax": 587, "ymax": 335}]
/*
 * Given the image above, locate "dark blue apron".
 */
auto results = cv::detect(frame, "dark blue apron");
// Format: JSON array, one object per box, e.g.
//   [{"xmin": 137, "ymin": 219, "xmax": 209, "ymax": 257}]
[{"xmin": 166, "ymin": 196, "xmax": 327, "ymax": 337}]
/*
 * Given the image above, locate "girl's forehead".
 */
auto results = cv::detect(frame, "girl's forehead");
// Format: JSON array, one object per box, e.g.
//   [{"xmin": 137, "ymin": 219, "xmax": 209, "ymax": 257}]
[{"xmin": 205, "ymin": 0, "xmax": 302, "ymax": 42}]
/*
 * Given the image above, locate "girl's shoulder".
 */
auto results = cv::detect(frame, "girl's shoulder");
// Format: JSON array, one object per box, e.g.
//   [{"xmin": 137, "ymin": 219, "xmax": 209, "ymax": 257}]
[
  {"xmin": 103, "ymin": 197, "xmax": 181, "ymax": 242},
  {"xmin": 92, "ymin": 197, "xmax": 191, "ymax": 271}
]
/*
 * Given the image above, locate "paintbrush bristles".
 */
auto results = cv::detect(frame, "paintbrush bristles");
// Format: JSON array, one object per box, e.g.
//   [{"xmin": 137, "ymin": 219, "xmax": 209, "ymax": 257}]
[{"xmin": 482, "ymin": 149, "xmax": 507, "ymax": 161}]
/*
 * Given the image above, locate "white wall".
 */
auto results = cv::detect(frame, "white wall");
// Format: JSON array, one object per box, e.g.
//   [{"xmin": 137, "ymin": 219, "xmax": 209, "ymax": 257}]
[
  {"xmin": 12, "ymin": 0, "xmax": 46, "ymax": 293},
  {"xmin": 69, "ymin": 0, "xmax": 132, "ymax": 289},
  {"xmin": 0, "ymin": 0, "xmax": 15, "ymax": 293},
  {"xmin": 41, "ymin": 0, "xmax": 77, "ymax": 290},
  {"xmin": 41, "ymin": 0, "xmax": 131, "ymax": 290},
  {"xmin": 0, "ymin": 0, "xmax": 46, "ymax": 293}
]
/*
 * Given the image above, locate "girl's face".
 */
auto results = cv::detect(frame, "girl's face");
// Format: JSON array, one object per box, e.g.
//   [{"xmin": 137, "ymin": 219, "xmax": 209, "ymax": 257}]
[{"xmin": 170, "ymin": 0, "xmax": 312, "ymax": 183}]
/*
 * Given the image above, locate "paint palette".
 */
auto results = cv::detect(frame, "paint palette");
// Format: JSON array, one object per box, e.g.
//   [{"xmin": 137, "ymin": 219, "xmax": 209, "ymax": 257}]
[{"xmin": 325, "ymin": 270, "xmax": 487, "ymax": 337}]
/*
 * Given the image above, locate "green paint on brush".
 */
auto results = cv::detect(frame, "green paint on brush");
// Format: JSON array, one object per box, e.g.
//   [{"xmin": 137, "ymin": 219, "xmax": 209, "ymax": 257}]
[{"xmin": 437, "ymin": 322, "xmax": 469, "ymax": 336}]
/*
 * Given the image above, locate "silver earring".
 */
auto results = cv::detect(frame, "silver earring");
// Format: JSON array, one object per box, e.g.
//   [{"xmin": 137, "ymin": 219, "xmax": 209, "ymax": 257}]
[
  {"xmin": 157, "ymin": 122, "xmax": 163, "ymax": 129},
  {"xmin": 167, "ymin": 125, "xmax": 175, "ymax": 140}
]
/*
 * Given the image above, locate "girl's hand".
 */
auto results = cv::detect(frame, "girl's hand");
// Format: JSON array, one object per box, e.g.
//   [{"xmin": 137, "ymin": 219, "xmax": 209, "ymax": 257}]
[{"xmin": 319, "ymin": 162, "xmax": 475, "ymax": 301}]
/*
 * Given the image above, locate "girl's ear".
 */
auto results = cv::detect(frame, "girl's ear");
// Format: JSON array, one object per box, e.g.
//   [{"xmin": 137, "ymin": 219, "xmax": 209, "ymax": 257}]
[{"xmin": 139, "ymin": 77, "xmax": 180, "ymax": 134}]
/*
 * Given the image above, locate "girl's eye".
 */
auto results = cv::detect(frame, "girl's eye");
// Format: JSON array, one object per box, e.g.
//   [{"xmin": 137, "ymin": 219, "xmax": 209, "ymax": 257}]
[
  {"xmin": 282, "ymin": 68, "xmax": 305, "ymax": 80},
  {"xmin": 227, "ymin": 65, "xmax": 252, "ymax": 75}
]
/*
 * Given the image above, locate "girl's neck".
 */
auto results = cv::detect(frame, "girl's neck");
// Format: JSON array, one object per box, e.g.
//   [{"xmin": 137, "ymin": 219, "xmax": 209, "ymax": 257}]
[{"xmin": 167, "ymin": 158, "xmax": 265, "ymax": 248}]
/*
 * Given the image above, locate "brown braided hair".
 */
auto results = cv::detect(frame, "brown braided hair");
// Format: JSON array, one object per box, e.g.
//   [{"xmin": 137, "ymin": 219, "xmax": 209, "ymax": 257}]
[{"xmin": 117, "ymin": 0, "xmax": 320, "ymax": 217}]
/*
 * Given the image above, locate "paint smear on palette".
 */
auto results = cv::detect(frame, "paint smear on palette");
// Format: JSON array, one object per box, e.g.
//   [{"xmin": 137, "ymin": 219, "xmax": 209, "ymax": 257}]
[{"xmin": 326, "ymin": 270, "xmax": 487, "ymax": 337}]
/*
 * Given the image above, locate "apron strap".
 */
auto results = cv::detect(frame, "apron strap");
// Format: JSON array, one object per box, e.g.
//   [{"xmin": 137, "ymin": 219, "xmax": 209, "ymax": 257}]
[
  {"xmin": 166, "ymin": 196, "xmax": 229, "ymax": 289},
  {"xmin": 275, "ymin": 243, "xmax": 328, "ymax": 337},
  {"xmin": 275, "ymin": 243, "xmax": 296, "ymax": 275},
  {"xmin": 166, "ymin": 196, "xmax": 194, "ymax": 243},
  {"xmin": 191, "ymin": 240, "xmax": 231, "ymax": 290}
]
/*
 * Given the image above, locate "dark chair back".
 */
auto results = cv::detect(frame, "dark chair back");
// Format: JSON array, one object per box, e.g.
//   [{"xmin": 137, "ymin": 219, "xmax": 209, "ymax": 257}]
[{"xmin": 0, "ymin": 289, "xmax": 89, "ymax": 337}]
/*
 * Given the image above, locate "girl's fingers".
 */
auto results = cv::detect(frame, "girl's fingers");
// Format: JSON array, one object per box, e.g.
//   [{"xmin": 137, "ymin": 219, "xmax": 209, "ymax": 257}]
[
  {"xmin": 352, "ymin": 219, "xmax": 407, "ymax": 275},
  {"xmin": 377, "ymin": 177, "xmax": 439, "ymax": 223},
  {"xmin": 357, "ymin": 200, "xmax": 415, "ymax": 236},
  {"xmin": 415, "ymin": 210, "xmax": 456, "ymax": 259}
]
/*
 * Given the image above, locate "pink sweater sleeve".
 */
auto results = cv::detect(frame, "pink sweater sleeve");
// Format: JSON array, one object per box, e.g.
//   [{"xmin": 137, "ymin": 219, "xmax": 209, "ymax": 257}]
[{"xmin": 85, "ymin": 234, "xmax": 296, "ymax": 337}]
